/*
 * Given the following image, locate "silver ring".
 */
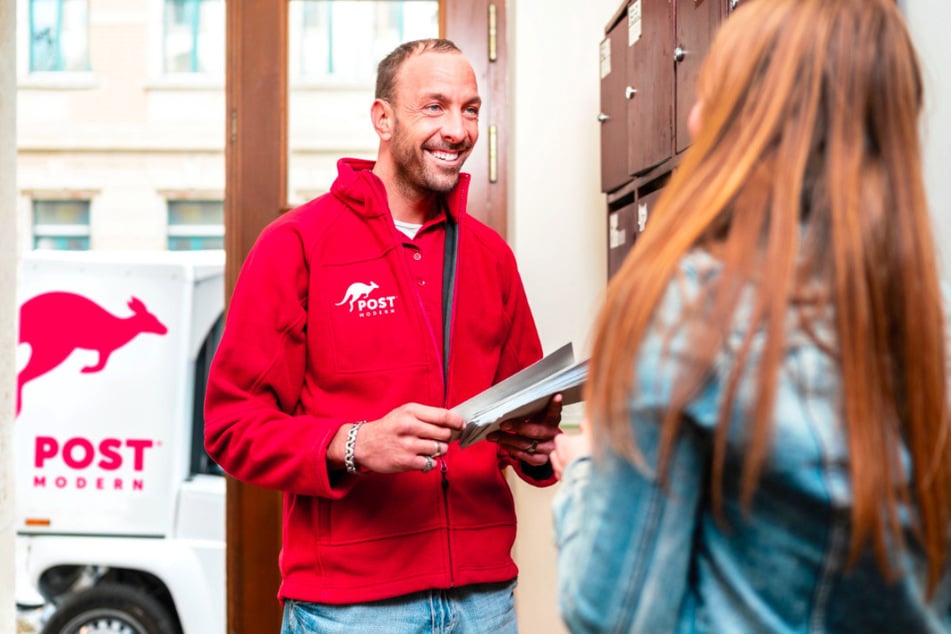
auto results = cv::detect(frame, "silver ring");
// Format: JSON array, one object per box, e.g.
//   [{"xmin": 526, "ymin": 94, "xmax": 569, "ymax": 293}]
[
  {"xmin": 527, "ymin": 439, "xmax": 538, "ymax": 455},
  {"xmin": 423, "ymin": 455, "xmax": 434, "ymax": 473},
  {"xmin": 433, "ymin": 440, "xmax": 441, "ymax": 457}
]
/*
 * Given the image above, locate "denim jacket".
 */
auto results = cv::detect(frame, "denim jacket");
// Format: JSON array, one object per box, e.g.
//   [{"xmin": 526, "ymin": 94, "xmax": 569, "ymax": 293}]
[{"xmin": 553, "ymin": 250, "xmax": 951, "ymax": 633}]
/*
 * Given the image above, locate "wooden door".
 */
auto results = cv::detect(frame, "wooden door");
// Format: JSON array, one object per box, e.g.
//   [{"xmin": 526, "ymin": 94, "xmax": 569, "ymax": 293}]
[
  {"xmin": 444, "ymin": 0, "xmax": 508, "ymax": 236},
  {"xmin": 223, "ymin": 3, "xmax": 288, "ymax": 630},
  {"xmin": 675, "ymin": 0, "xmax": 722, "ymax": 153},
  {"xmin": 626, "ymin": 0, "xmax": 675, "ymax": 176},
  {"xmin": 607, "ymin": 174, "xmax": 669, "ymax": 280},
  {"xmin": 636, "ymin": 178, "xmax": 667, "ymax": 239},
  {"xmin": 608, "ymin": 198, "xmax": 637, "ymax": 278},
  {"xmin": 600, "ymin": 10, "xmax": 632, "ymax": 193}
]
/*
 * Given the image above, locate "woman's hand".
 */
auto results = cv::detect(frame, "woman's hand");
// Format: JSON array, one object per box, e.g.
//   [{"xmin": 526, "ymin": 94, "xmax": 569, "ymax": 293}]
[{"xmin": 551, "ymin": 419, "xmax": 592, "ymax": 480}]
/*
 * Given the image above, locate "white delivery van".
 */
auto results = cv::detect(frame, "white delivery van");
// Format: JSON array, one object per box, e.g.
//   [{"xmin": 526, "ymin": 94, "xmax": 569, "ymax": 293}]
[{"xmin": 14, "ymin": 250, "xmax": 227, "ymax": 634}]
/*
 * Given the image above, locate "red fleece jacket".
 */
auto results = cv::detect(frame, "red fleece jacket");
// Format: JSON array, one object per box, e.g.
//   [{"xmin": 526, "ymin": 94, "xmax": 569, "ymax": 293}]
[{"xmin": 205, "ymin": 158, "xmax": 554, "ymax": 604}]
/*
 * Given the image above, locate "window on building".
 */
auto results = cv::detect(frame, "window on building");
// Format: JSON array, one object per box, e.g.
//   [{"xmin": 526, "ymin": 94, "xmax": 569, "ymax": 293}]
[
  {"xmin": 289, "ymin": 0, "xmax": 438, "ymax": 83},
  {"xmin": 29, "ymin": 0, "xmax": 90, "ymax": 72},
  {"xmin": 33, "ymin": 199, "xmax": 91, "ymax": 250},
  {"xmin": 163, "ymin": 0, "xmax": 225, "ymax": 74},
  {"xmin": 167, "ymin": 200, "xmax": 224, "ymax": 250}
]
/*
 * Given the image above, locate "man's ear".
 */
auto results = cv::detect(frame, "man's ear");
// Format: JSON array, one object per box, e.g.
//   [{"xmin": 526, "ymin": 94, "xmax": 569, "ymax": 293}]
[{"xmin": 371, "ymin": 99, "xmax": 393, "ymax": 141}]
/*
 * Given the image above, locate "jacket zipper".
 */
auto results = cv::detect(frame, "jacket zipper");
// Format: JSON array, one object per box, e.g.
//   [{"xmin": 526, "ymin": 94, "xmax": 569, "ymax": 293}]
[
  {"xmin": 441, "ymin": 458, "xmax": 454, "ymax": 586},
  {"xmin": 440, "ymin": 214, "xmax": 457, "ymax": 586}
]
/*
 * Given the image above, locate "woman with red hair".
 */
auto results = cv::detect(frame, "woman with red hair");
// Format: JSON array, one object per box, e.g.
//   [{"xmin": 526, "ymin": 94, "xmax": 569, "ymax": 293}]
[{"xmin": 552, "ymin": 1, "xmax": 951, "ymax": 631}]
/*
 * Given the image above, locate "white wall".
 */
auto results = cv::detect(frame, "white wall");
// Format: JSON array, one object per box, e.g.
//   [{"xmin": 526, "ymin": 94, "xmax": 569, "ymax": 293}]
[
  {"xmin": 508, "ymin": 1, "xmax": 619, "ymax": 632},
  {"xmin": 902, "ymin": 0, "xmax": 951, "ymax": 279},
  {"xmin": 509, "ymin": 5, "xmax": 610, "ymax": 361}
]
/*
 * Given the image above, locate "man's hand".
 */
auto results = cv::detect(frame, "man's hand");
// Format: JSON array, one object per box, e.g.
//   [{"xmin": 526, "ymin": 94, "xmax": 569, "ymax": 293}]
[
  {"xmin": 487, "ymin": 394, "xmax": 563, "ymax": 467},
  {"xmin": 328, "ymin": 404, "xmax": 465, "ymax": 474},
  {"xmin": 551, "ymin": 419, "xmax": 592, "ymax": 480}
]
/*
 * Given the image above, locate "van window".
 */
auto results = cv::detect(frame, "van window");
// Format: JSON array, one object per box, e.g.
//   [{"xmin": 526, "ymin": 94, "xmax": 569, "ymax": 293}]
[{"xmin": 191, "ymin": 313, "xmax": 225, "ymax": 476}]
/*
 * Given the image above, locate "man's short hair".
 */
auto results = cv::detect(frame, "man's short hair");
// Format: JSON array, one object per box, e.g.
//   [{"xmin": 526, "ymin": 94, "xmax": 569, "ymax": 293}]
[{"xmin": 375, "ymin": 38, "xmax": 462, "ymax": 103}]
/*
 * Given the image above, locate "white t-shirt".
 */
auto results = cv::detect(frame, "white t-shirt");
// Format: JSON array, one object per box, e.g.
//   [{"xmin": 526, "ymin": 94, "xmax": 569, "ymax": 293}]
[{"xmin": 393, "ymin": 219, "xmax": 423, "ymax": 240}]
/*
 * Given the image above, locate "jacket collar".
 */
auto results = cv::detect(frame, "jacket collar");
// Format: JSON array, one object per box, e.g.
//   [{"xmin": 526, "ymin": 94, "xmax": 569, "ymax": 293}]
[{"xmin": 330, "ymin": 157, "xmax": 470, "ymax": 225}]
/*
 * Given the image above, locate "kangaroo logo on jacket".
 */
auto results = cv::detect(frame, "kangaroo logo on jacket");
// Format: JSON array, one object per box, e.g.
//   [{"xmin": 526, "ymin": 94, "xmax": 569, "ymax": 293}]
[{"xmin": 335, "ymin": 280, "xmax": 398, "ymax": 317}]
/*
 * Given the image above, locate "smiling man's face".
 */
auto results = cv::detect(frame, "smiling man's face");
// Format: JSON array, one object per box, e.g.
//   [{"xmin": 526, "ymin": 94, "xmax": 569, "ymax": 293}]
[{"xmin": 385, "ymin": 50, "xmax": 481, "ymax": 195}]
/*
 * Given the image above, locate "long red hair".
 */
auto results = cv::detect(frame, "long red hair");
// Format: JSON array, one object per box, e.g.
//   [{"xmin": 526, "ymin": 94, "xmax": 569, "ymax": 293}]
[{"xmin": 585, "ymin": 0, "xmax": 951, "ymax": 592}]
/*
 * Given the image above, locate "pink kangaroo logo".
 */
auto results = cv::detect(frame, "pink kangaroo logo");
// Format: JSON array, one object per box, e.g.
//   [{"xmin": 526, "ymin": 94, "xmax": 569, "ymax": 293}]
[{"xmin": 17, "ymin": 292, "xmax": 168, "ymax": 416}]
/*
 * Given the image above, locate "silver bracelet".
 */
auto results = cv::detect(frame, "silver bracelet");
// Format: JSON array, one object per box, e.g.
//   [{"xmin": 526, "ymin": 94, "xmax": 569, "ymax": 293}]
[{"xmin": 344, "ymin": 421, "xmax": 367, "ymax": 474}]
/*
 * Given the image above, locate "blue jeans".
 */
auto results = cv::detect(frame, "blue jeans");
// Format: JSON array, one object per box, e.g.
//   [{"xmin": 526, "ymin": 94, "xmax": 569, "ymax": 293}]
[{"xmin": 281, "ymin": 580, "xmax": 518, "ymax": 634}]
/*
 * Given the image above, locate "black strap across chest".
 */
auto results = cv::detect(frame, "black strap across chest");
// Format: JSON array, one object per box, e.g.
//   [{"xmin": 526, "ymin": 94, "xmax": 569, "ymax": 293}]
[{"xmin": 441, "ymin": 214, "xmax": 458, "ymax": 394}]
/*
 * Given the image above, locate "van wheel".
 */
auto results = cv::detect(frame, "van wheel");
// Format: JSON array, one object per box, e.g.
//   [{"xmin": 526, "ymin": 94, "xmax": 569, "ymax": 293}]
[{"xmin": 40, "ymin": 584, "xmax": 179, "ymax": 634}]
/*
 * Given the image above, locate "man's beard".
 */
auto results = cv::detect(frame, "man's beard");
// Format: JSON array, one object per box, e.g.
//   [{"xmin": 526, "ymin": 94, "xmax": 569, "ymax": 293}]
[{"xmin": 390, "ymin": 121, "xmax": 470, "ymax": 196}]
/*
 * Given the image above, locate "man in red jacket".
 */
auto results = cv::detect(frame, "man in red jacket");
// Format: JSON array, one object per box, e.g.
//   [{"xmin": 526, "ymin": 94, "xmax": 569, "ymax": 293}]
[{"xmin": 204, "ymin": 38, "xmax": 562, "ymax": 633}]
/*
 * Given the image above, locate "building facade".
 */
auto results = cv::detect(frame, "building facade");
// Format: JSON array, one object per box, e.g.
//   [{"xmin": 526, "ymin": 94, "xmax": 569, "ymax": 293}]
[{"xmin": 16, "ymin": 0, "xmax": 437, "ymax": 251}]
